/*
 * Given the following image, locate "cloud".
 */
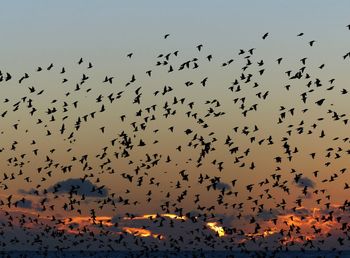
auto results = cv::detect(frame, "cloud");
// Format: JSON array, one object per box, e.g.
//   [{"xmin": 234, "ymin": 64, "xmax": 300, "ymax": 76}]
[
  {"xmin": 17, "ymin": 188, "xmax": 40, "ymax": 196},
  {"xmin": 214, "ymin": 182, "xmax": 231, "ymax": 191},
  {"xmin": 111, "ymin": 214, "xmax": 123, "ymax": 224},
  {"xmin": 15, "ymin": 199, "xmax": 33, "ymax": 209},
  {"xmin": 295, "ymin": 176, "xmax": 315, "ymax": 188},
  {"xmin": 47, "ymin": 178, "xmax": 108, "ymax": 197},
  {"xmin": 256, "ymin": 209, "xmax": 280, "ymax": 220}
]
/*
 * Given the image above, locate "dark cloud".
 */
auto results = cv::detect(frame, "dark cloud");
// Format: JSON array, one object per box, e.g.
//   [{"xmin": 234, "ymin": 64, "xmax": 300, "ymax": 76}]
[
  {"xmin": 111, "ymin": 214, "xmax": 123, "ymax": 224},
  {"xmin": 295, "ymin": 176, "xmax": 315, "ymax": 188},
  {"xmin": 256, "ymin": 209, "xmax": 280, "ymax": 220},
  {"xmin": 17, "ymin": 188, "xmax": 40, "ymax": 196},
  {"xmin": 216, "ymin": 214, "xmax": 235, "ymax": 227},
  {"xmin": 214, "ymin": 182, "xmax": 231, "ymax": 191},
  {"xmin": 15, "ymin": 199, "xmax": 32, "ymax": 209},
  {"xmin": 47, "ymin": 178, "xmax": 108, "ymax": 197}
]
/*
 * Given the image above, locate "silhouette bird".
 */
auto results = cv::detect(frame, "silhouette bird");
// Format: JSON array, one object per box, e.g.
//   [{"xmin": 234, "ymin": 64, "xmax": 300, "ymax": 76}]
[{"xmin": 309, "ymin": 40, "xmax": 316, "ymax": 46}]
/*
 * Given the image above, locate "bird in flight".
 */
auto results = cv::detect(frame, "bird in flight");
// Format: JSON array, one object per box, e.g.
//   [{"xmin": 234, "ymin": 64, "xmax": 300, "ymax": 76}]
[{"xmin": 262, "ymin": 32, "xmax": 269, "ymax": 39}]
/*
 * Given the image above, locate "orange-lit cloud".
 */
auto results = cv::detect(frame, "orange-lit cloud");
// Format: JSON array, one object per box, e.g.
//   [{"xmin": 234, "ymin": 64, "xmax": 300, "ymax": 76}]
[
  {"xmin": 206, "ymin": 222, "xmax": 225, "ymax": 237},
  {"xmin": 123, "ymin": 213, "xmax": 187, "ymax": 221},
  {"xmin": 1, "ymin": 205, "xmax": 348, "ymax": 250},
  {"xmin": 122, "ymin": 227, "xmax": 163, "ymax": 239}
]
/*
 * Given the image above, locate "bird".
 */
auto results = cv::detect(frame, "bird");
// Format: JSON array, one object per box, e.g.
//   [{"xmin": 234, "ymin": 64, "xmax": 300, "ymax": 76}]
[
  {"xmin": 315, "ymin": 98, "xmax": 325, "ymax": 106},
  {"xmin": 47, "ymin": 63, "xmax": 54, "ymax": 70},
  {"xmin": 309, "ymin": 40, "xmax": 316, "ymax": 46},
  {"xmin": 5, "ymin": 72, "xmax": 11, "ymax": 81}
]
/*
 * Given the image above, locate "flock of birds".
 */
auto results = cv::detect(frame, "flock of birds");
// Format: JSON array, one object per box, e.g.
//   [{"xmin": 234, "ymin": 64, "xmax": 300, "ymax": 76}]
[{"xmin": 0, "ymin": 26, "xmax": 350, "ymax": 258}]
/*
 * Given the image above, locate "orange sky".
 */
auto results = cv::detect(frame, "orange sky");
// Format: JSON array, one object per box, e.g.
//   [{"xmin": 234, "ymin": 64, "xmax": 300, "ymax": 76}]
[{"xmin": 1, "ymin": 1, "xmax": 350, "ymax": 253}]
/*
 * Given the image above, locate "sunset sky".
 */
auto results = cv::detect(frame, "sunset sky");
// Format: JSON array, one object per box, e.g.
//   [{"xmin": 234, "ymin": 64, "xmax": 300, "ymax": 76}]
[{"xmin": 0, "ymin": 1, "xmax": 350, "ymax": 254}]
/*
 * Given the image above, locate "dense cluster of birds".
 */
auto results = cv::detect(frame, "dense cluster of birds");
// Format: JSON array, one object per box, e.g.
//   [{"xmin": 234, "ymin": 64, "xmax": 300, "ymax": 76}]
[{"xmin": 0, "ymin": 26, "xmax": 350, "ymax": 258}]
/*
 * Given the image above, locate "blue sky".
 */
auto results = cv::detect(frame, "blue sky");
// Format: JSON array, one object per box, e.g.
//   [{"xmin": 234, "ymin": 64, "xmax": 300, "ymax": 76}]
[{"xmin": 1, "ymin": 1, "xmax": 349, "ymax": 71}]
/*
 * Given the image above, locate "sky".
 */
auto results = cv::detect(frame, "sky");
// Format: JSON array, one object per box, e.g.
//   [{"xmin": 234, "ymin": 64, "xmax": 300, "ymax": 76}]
[{"xmin": 0, "ymin": 1, "xmax": 350, "ymax": 254}]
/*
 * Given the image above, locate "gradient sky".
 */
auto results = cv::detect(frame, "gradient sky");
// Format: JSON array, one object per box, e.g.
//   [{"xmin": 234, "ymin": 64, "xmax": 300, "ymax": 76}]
[
  {"xmin": 1, "ymin": 1, "xmax": 350, "ymax": 68},
  {"xmin": 0, "ymin": 1, "xmax": 350, "ymax": 253}
]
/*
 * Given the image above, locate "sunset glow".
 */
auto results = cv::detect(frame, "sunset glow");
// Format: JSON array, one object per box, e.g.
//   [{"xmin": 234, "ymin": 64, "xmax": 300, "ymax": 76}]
[
  {"xmin": 1, "ymin": 1, "xmax": 350, "ymax": 256},
  {"xmin": 123, "ymin": 213, "xmax": 187, "ymax": 221},
  {"xmin": 206, "ymin": 222, "xmax": 225, "ymax": 237},
  {"xmin": 122, "ymin": 227, "xmax": 163, "ymax": 239}
]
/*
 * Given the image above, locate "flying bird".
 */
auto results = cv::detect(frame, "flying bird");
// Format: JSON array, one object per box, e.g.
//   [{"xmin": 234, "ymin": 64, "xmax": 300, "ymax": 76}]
[{"xmin": 262, "ymin": 32, "xmax": 269, "ymax": 40}]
